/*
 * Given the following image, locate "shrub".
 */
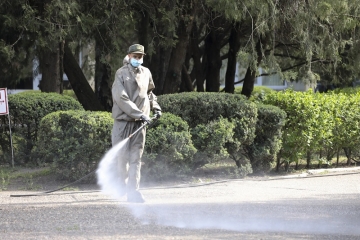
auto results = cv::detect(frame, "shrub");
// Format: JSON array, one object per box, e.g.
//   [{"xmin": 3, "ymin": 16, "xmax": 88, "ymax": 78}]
[
  {"xmin": 33, "ymin": 110, "xmax": 113, "ymax": 181},
  {"xmin": 158, "ymin": 92, "xmax": 257, "ymax": 144},
  {"xmin": 0, "ymin": 92, "xmax": 83, "ymax": 165},
  {"xmin": 191, "ymin": 117, "xmax": 235, "ymax": 169},
  {"xmin": 243, "ymin": 104, "xmax": 286, "ymax": 173},
  {"xmin": 263, "ymin": 90, "xmax": 328, "ymax": 169},
  {"xmin": 142, "ymin": 113, "xmax": 197, "ymax": 181},
  {"xmin": 62, "ymin": 90, "xmax": 77, "ymax": 100},
  {"xmin": 235, "ymin": 86, "xmax": 275, "ymax": 102},
  {"xmin": 261, "ymin": 90, "xmax": 360, "ymax": 169},
  {"xmin": 158, "ymin": 92, "xmax": 250, "ymax": 127},
  {"xmin": 158, "ymin": 92, "xmax": 258, "ymax": 169}
]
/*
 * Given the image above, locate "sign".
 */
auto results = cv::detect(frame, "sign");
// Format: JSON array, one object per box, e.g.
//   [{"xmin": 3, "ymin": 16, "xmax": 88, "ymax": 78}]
[{"xmin": 0, "ymin": 88, "xmax": 9, "ymax": 115}]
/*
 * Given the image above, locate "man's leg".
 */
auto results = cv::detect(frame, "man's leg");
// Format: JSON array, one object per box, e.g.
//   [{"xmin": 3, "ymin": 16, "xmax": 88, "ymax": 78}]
[
  {"xmin": 112, "ymin": 120, "xmax": 130, "ymax": 197},
  {"xmin": 127, "ymin": 122, "xmax": 146, "ymax": 202}
]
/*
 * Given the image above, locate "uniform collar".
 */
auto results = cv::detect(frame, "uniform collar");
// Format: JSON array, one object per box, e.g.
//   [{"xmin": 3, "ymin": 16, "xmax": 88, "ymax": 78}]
[{"xmin": 128, "ymin": 63, "xmax": 141, "ymax": 73}]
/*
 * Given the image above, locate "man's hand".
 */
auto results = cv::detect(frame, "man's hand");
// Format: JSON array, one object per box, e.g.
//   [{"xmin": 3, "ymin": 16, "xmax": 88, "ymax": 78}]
[
  {"xmin": 140, "ymin": 115, "xmax": 151, "ymax": 124},
  {"xmin": 154, "ymin": 110, "xmax": 162, "ymax": 119}
]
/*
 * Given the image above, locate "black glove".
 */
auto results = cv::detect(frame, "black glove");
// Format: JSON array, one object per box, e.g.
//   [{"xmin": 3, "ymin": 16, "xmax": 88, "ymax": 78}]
[
  {"xmin": 154, "ymin": 110, "xmax": 162, "ymax": 119},
  {"xmin": 140, "ymin": 115, "xmax": 151, "ymax": 124}
]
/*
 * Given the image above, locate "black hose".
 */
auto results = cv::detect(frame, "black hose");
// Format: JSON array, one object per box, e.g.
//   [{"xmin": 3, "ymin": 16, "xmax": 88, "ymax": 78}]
[
  {"xmin": 9, "ymin": 169, "xmax": 96, "ymax": 197},
  {"xmin": 10, "ymin": 169, "xmax": 360, "ymax": 197}
]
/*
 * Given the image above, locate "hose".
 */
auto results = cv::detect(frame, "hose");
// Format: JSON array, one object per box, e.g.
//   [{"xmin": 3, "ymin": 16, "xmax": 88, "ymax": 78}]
[{"xmin": 10, "ymin": 169, "xmax": 360, "ymax": 197}]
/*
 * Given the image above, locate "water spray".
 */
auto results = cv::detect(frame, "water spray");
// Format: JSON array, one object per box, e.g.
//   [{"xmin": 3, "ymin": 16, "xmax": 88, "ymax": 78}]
[{"xmin": 96, "ymin": 113, "xmax": 160, "ymax": 200}]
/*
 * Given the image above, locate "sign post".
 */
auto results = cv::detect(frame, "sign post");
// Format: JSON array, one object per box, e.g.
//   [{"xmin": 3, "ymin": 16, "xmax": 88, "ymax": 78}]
[{"xmin": 0, "ymin": 88, "xmax": 14, "ymax": 168}]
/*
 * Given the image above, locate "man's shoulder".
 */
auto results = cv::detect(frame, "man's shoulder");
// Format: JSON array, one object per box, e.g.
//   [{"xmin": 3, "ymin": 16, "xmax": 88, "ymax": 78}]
[
  {"xmin": 116, "ymin": 65, "xmax": 129, "ymax": 74},
  {"xmin": 139, "ymin": 66, "xmax": 151, "ymax": 74}
]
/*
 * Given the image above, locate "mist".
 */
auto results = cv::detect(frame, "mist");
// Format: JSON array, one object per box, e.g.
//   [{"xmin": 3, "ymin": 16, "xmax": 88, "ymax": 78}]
[
  {"xmin": 96, "ymin": 138, "xmax": 129, "ymax": 199},
  {"xmin": 96, "ymin": 139, "xmax": 360, "ymax": 236}
]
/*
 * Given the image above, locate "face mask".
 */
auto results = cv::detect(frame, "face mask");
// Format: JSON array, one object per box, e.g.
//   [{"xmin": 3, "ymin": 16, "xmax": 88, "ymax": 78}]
[{"xmin": 130, "ymin": 57, "xmax": 143, "ymax": 67}]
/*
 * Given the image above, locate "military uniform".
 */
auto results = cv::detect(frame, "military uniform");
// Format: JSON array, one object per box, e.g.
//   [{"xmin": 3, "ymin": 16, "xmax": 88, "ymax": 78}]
[{"xmin": 111, "ymin": 44, "xmax": 161, "ymax": 202}]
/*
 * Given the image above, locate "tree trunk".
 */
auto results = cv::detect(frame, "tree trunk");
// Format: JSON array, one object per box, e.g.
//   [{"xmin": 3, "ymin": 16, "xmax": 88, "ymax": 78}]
[
  {"xmin": 180, "ymin": 64, "xmax": 194, "ymax": 92},
  {"xmin": 204, "ymin": 16, "xmax": 228, "ymax": 92},
  {"xmin": 95, "ymin": 40, "xmax": 113, "ymax": 112},
  {"xmin": 241, "ymin": 39, "xmax": 262, "ymax": 98},
  {"xmin": 149, "ymin": 46, "xmax": 172, "ymax": 95},
  {"xmin": 306, "ymin": 151, "xmax": 311, "ymax": 169},
  {"xmin": 162, "ymin": 3, "xmax": 197, "ymax": 94},
  {"xmin": 38, "ymin": 41, "xmax": 62, "ymax": 93},
  {"xmin": 225, "ymin": 23, "xmax": 241, "ymax": 94},
  {"xmin": 63, "ymin": 42, "xmax": 104, "ymax": 111},
  {"xmin": 180, "ymin": 44, "xmax": 193, "ymax": 92},
  {"xmin": 191, "ymin": 22, "xmax": 205, "ymax": 92},
  {"xmin": 146, "ymin": 1, "xmax": 175, "ymax": 95},
  {"xmin": 204, "ymin": 30, "xmax": 222, "ymax": 92},
  {"xmin": 59, "ymin": 41, "xmax": 64, "ymax": 94},
  {"xmin": 138, "ymin": 10, "xmax": 150, "ymax": 67}
]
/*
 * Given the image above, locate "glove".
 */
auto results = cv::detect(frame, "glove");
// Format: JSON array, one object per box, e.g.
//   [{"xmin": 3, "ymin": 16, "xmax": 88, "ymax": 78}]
[
  {"xmin": 154, "ymin": 110, "xmax": 162, "ymax": 119},
  {"xmin": 140, "ymin": 115, "xmax": 151, "ymax": 124}
]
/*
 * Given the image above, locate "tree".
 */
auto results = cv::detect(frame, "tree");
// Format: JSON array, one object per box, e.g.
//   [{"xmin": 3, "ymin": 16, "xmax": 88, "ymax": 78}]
[{"xmin": 1, "ymin": 0, "xmax": 360, "ymax": 105}]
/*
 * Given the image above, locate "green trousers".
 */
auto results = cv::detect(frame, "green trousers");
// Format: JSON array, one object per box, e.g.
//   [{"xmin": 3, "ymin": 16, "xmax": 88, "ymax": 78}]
[{"xmin": 112, "ymin": 120, "xmax": 146, "ymax": 194}]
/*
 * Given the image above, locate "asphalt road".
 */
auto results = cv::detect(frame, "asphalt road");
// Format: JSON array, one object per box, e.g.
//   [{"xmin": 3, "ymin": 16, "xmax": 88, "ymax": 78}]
[{"xmin": 1, "ymin": 170, "xmax": 360, "ymax": 239}]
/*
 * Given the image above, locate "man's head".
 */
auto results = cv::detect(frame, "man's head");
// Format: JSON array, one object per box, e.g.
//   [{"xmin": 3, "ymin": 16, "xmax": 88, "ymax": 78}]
[{"xmin": 128, "ymin": 44, "xmax": 145, "ymax": 67}]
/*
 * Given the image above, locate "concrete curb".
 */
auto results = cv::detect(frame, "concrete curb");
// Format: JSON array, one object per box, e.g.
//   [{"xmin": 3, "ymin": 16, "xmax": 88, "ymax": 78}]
[{"xmin": 307, "ymin": 166, "xmax": 360, "ymax": 175}]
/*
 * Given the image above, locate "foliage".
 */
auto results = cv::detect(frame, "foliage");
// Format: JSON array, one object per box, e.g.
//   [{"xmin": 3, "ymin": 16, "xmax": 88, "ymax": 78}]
[
  {"xmin": 0, "ymin": 92, "xmax": 83, "ymax": 165},
  {"xmin": 62, "ymin": 90, "xmax": 78, "ymax": 100},
  {"xmin": 158, "ymin": 92, "xmax": 252, "ymax": 126},
  {"xmin": 243, "ymin": 104, "xmax": 287, "ymax": 172},
  {"xmin": 142, "ymin": 113, "xmax": 197, "ymax": 181},
  {"xmin": 235, "ymin": 86, "xmax": 275, "ymax": 102},
  {"xmin": 158, "ymin": 92, "xmax": 258, "ymax": 172},
  {"xmin": 191, "ymin": 117, "xmax": 235, "ymax": 169},
  {"xmin": 1, "ymin": 0, "xmax": 360, "ymax": 103},
  {"xmin": 263, "ymin": 90, "xmax": 330, "ymax": 167},
  {"xmin": 263, "ymin": 89, "xmax": 360, "ymax": 169},
  {"xmin": 332, "ymin": 86, "xmax": 360, "ymax": 95},
  {"xmin": 33, "ymin": 110, "xmax": 113, "ymax": 181}
]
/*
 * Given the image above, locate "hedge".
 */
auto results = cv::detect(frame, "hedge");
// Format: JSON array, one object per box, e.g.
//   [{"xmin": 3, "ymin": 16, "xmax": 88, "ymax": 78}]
[
  {"xmin": 243, "ymin": 103, "xmax": 286, "ymax": 172},
  {"xmin": 263, "ymin": 89, "xmax": 360, "ymax": 169},
  {"xmin": 0, "ymin": 92, "xmax": 83, "ymax": 165},
  {"xmin": 33, "ymin": 110, "xmax": 113, "ymax": 181},
  {"xmin": 158, "ymin": 92, "xmax": 259, "ymax": 172},
  {"xmin": 142, "ymin": 113, "xmax": 197, "ymax": 180}
]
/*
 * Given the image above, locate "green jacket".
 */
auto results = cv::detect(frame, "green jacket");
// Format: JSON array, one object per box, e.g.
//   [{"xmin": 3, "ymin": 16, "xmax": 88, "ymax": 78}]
[{"xmin": 111, "ymin": 56, "xmax": 161, "ymax": 121}]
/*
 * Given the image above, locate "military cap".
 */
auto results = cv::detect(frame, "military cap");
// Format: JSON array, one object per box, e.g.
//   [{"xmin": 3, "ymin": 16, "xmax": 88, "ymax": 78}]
[{"xmin": 128, "ymin": 44, "xmax": 146, "ymax": 55}]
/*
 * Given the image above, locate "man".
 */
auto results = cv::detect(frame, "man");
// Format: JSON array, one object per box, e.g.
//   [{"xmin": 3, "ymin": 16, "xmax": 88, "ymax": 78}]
[{"xmin": 111, "ymin": 44, "xmax": 161, "ymax": 203}]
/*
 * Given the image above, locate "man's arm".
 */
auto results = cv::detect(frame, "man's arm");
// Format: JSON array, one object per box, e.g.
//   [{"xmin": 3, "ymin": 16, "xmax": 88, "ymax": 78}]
[{"xmin": 147, "ymin": 72, "xmax": 161, "ymax": 112}]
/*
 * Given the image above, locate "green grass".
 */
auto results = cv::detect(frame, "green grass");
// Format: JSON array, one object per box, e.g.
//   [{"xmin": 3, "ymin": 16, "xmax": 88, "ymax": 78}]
[
  {"xmin": 62, "ymin": 187, "xmax": 79, "ymax": 191},
  {"xmin": 0, "ymin": 166, "xmax": 53, "ymax": 191}
]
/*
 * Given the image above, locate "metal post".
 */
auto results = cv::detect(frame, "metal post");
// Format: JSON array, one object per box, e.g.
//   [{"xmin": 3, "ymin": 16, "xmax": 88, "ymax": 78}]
[{"xmin": 7, "ymin": 113, "xmax": 14, "ymax": 168}]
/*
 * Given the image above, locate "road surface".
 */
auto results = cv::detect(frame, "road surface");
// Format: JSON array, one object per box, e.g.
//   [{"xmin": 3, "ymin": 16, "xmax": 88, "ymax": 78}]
[{"xmin": 1, "ymin": 171, "xmax": 360, "ymax": 239}]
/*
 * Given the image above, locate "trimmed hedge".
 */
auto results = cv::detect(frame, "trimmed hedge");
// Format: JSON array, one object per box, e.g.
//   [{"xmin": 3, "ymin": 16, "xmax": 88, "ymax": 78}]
[
  {"xmin": 191, "ymin": 116, "xmax": 235, "ymax": 169},
  {"xmin": 235, "ymin": 86, "xmax": 275, "ymax": 102},
  {"xmin": 33, "ymin": 110, "xmax": 113, "ymax": 181},
  {"xmin": 142, "ymin": 113, "xmax": 197, "ymax": 180},
  {"xmin": 263, "ymin": 89, "xmax": 360, "ymax": 169},
  {"xmin": 0, "ymin": 92, "xmax": 83, "ymax": 165},
  {"xmin": 243, "ymin": 103, "xmax": 286, "ymax": 172},
  {"xmin": 158, "ymin": 92, "xmax": 258, "ymax": 172}
]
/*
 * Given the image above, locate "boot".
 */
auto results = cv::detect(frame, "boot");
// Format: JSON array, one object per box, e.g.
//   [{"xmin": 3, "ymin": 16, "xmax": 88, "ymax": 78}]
[{"xmin": 127, "ymin": 190, "xmax": 145, "ymax": 203}]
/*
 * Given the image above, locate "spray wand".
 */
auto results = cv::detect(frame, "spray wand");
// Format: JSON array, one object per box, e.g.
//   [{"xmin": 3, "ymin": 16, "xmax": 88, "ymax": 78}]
[{"xmin": 128, "ymin": 113, "xmax": 160, "ymax": 139}]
